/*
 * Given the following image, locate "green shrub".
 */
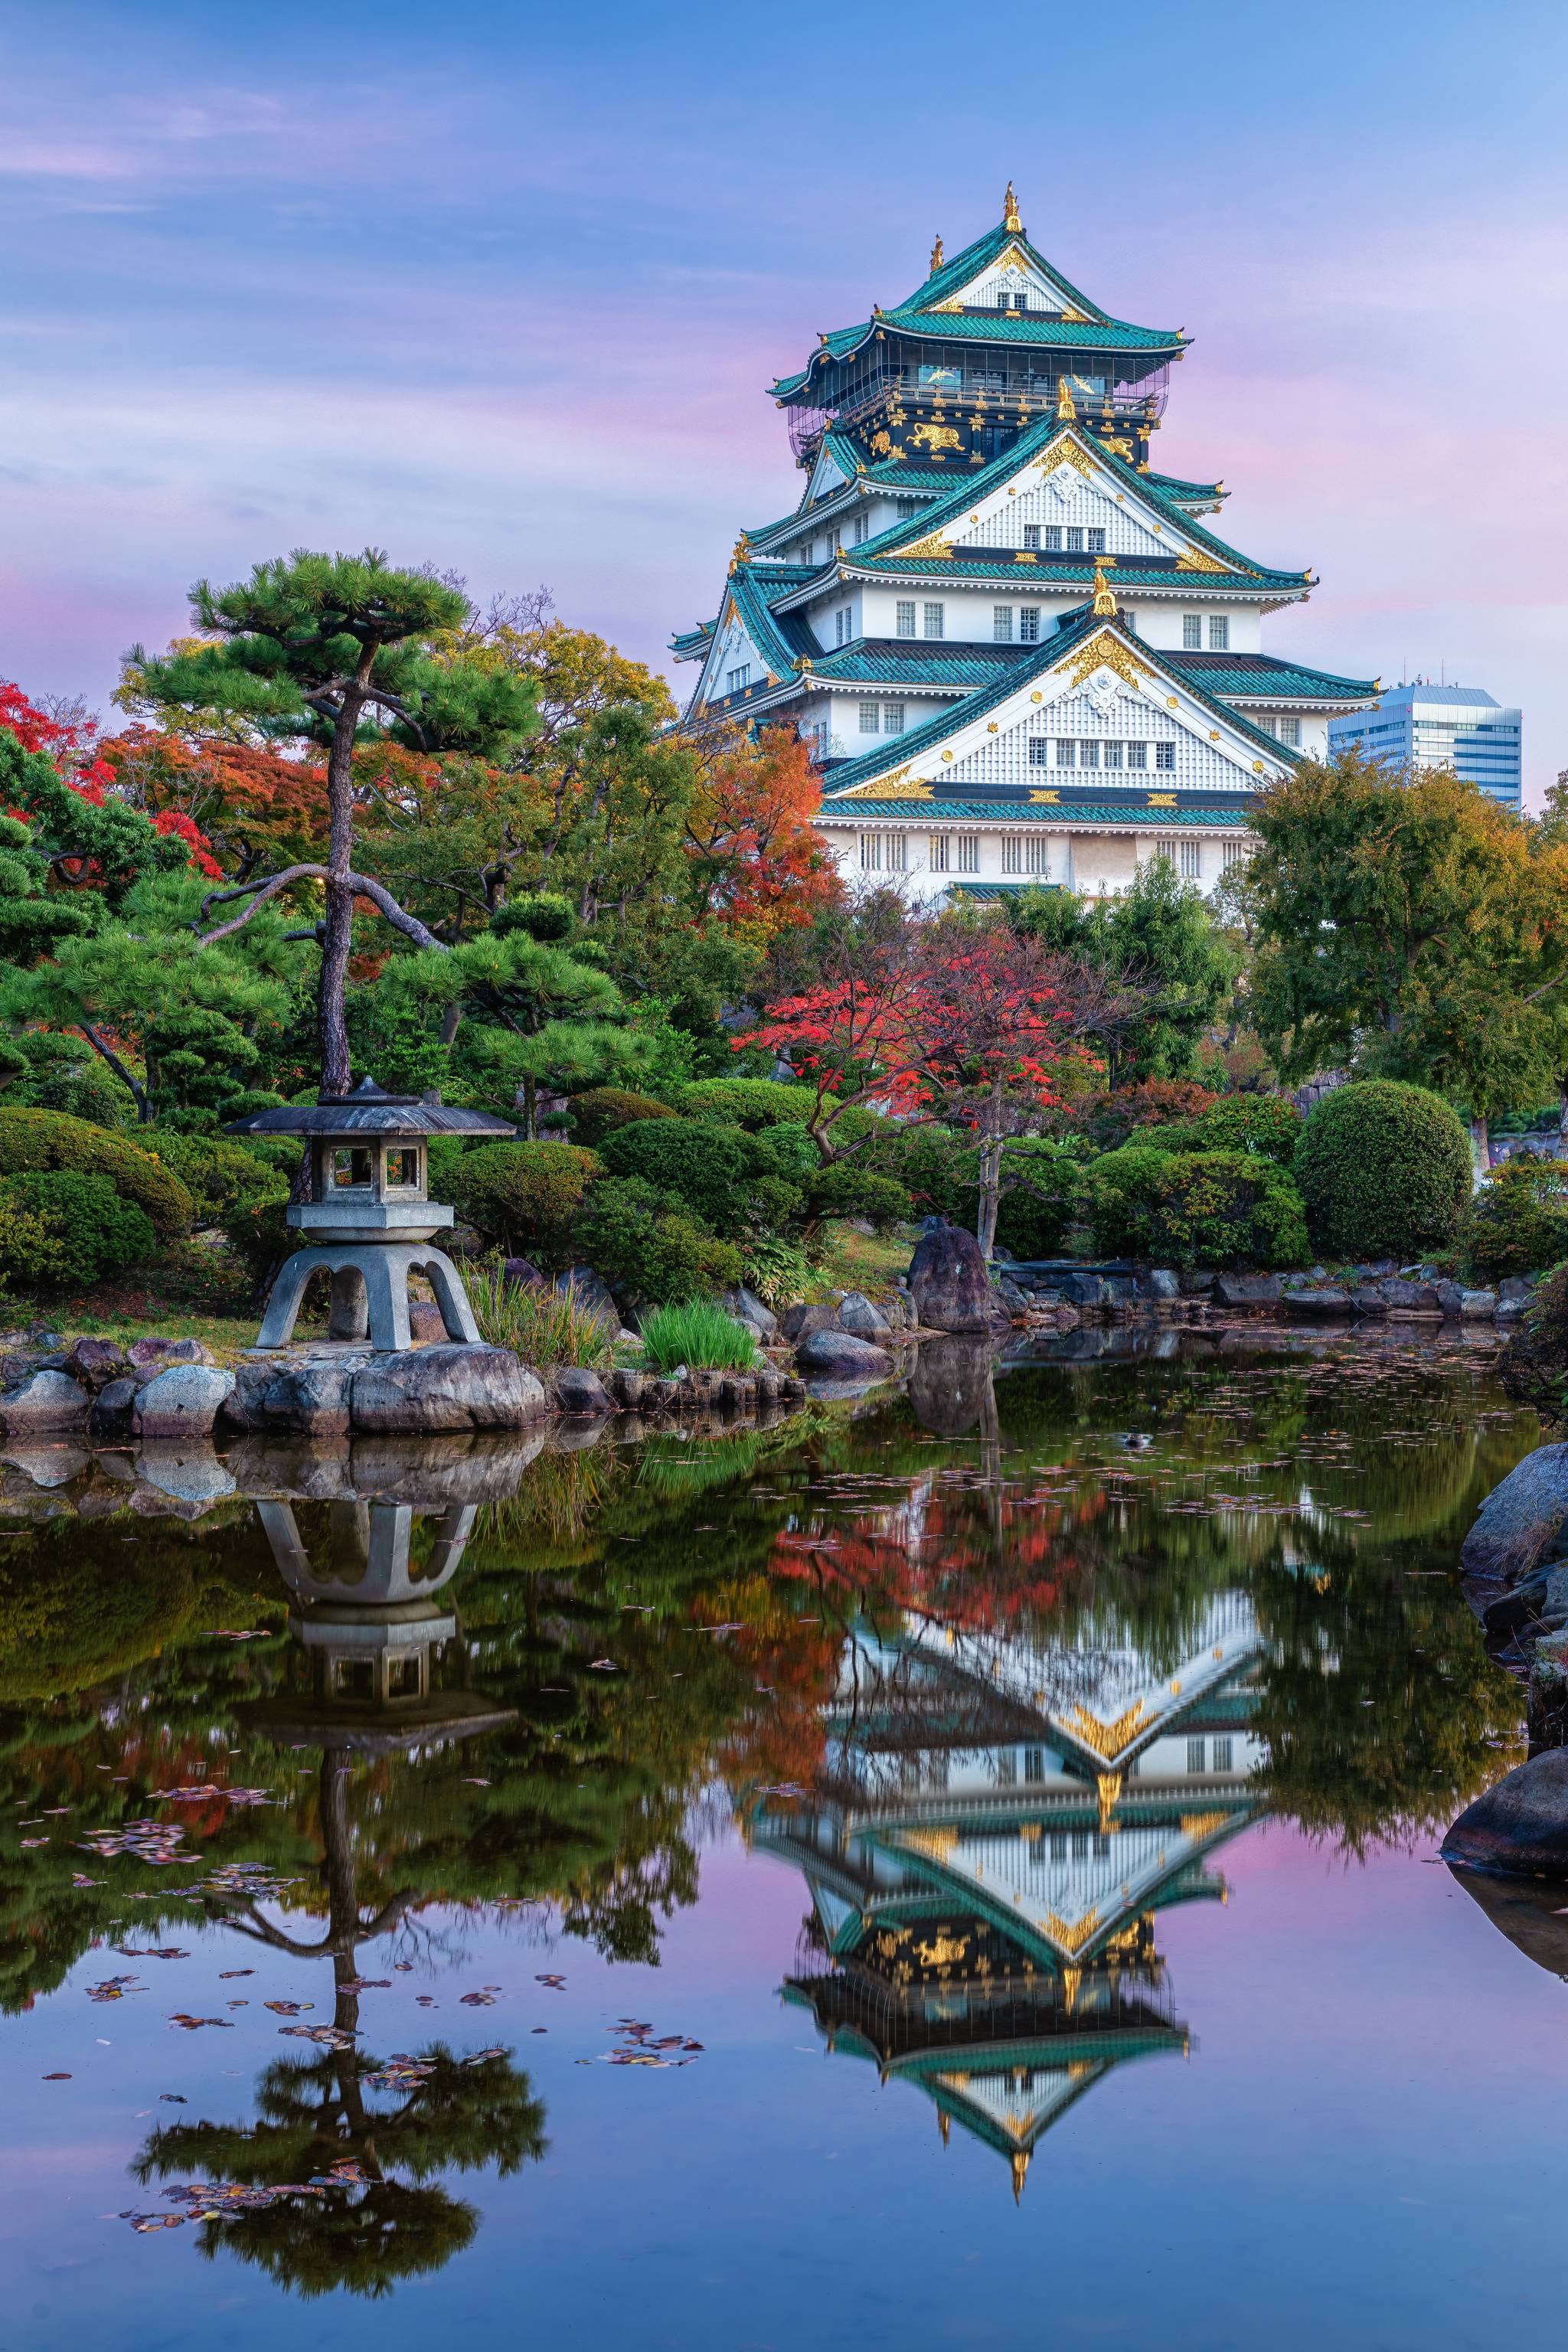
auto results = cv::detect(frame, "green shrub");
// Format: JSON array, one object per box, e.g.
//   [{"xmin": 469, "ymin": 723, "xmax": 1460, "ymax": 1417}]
[
  {"xmin": 490, "ymin": 892, "xmax": 575, "ymax": 943},
  {"xmin": 675, "ymin": 1077, "xmax": 825, "ymax": 1130},
  {"xmin": 0, "ymin": 1034, "xmax": 134, "ymax": 1129},
  {"xmin": 0, "ymin": 1170, "xmax": 157, "ymax": 1286},
  {"xmin": 1294, "ymin": 1080, "xmax": 1472, "ymax": 1260},
  {"xmin": 740, "ymin": 1233, "xmax": 818, "ymax": 1308},
  {"xmin": 639, "ymin": 1299, "xmax": 757, "ymax": 1373},
  {"xmin": 566, "ymin": 1087, "xmax": 678, "ymax": 1147},
  {"xmin": 1463, "ymin": 1156, "xmax": 1568, "ymax": 1281},
  {"xmin": 1191, "ymin": 1096, "xmax": 1302, "ymax": 1163},
  {"xmin": 990, "ymin": 1140, "xmax": 1083, "ymax": 1258},
  {"xmin": 574, "ymin": 1176, "xmax": 742, "ymax": 1305},
  {"xmin": 803, "ymin": 1163, "xmax": 911, "ymax": 1229},
  {"xmin": 1087, "ymin": 1146, "xmax": 1308, "ymax": 1268},
  {"xmin": 447, "ymin": 1140, "xmax": 602, "ymax": 1269},
  {"xmin": 462, "ymin": 1262, "xmax": 614, "ymax": 1367},
  {"xmin": 0, "ymin": 1106, "xmax": 193, "ymax": 1234},
  {"xmin": 220, "ymin": 1194, "xmax": 292, "ymax": 1286},
  {"xmin": 863, "ymin": 1124, "xmax": 971, "ymax": 1219},
  {"xmin": 147, "ymin": 1132, "xmax": 291, "ymax": 1225},
  {"xmin": 599, "ymin": 1119, "xmax": 752, "ymax": 1235}
]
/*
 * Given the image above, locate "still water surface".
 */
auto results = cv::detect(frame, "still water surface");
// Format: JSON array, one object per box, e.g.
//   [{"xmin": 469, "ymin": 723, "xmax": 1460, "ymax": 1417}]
[{"xmin": 0, "ymin": 1330, "xmax": 1561, "ymax": 2350}]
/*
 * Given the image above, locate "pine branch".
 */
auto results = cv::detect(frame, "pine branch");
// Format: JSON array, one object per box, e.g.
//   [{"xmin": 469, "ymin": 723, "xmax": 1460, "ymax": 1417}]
[{"xmin": 192, "ymin": 863, "xmax": 446, "ymax": 952}]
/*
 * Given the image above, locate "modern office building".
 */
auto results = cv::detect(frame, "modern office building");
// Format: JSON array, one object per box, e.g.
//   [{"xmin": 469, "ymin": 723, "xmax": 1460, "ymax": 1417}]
[
  {"xmin": 673, "ymin": 183, "xmax": 1377, "ymax": 900},
  {"xmin": 1328, "ymin": 682, "xmax": 1522, "ymax": 808}
]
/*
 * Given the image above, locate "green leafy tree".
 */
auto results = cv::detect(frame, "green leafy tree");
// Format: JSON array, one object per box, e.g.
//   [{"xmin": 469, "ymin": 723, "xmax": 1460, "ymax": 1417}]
[{"xmin": 129, "ymin": 550, "xmax": 537, "ymax": 1093}]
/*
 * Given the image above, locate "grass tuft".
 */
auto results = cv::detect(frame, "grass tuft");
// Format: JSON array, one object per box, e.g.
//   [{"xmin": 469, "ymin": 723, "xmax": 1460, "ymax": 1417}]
[
  {"xmin": 464, "ymin": 1262, "xmax": 615, "ymax": 1369},
  {"xmin": 639, "ymin": 1298, "xmax": 757, "ymax": 1373}
]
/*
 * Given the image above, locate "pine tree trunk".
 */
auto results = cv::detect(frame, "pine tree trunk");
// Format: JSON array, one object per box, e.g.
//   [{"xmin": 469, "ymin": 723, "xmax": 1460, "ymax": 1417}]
[{"xmin": 318, "ymin": 675, "xmax": 368, "ymax": 1095}]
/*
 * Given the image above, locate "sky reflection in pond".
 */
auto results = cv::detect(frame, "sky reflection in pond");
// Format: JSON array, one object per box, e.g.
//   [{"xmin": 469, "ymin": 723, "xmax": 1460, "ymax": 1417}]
[{"xmin": 0, "ymin": 1331, "xmax": 1562, "ymax": 2350}]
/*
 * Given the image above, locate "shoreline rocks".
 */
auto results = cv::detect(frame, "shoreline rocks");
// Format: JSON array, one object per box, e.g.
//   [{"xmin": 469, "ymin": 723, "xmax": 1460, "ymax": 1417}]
[{"xmin": 1442, "ymin": 1749, "xmax": 1568, "ymax": 1880}]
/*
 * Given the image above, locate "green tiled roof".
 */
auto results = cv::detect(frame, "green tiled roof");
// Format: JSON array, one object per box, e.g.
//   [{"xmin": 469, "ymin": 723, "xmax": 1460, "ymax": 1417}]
[
  {"xmin": 803, "ymin": 642, "xmax": 1031, "ymax": 688},
  {"xmin": 840, "ymin": 415, "xmax": 1306, "ymax": 588},
  {"xmin": 822, "ymin": 799, "xmax": 1253, "ymax": 828},
  {"xmin": 1143, "ymin": 469, "xmax": 1227, "ymax": 505},
  {"xmin": 1166, "ymin": 651, "xmax": 1377, "ymax": 701},
  {"xmin": 670, "ymin": 622, "xmax": 714, "ymax": 658},
  {"xmin": 847, "ymin": 553, "xmax": 1310, "ymax": 593},
  {"xmin": 818, "ymin": 608, "xmax": 1295, "ymax": 799},
  {"xmin": 743, "ymin": 461, "xmax": 948, "ymax": 547},
  {"xmin": 769, "ymin": 221, "xmax": 1184, "ymax": 398}
]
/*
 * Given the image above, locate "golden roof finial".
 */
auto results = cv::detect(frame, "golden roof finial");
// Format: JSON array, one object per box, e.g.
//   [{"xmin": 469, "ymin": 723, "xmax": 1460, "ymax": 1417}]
[
  {"xmin": 728, "ymin": 530, "xmax": 751, "ymax": 574},
  {"xmin": 1092, "ymin": 560, "xmax": 1118, "ymax": 617},
  {"xmin": 938, "ymin": 2109, "xmax": 950, "ymax": 2148},
  {"xmin": 1056, "ymin": 375, "xmax": 1076, "ymax": 422},
  {"xmin": 1003, "ymin": 181, "xmax": 1022, "ymax": 234},
  {"xmin": 1011, "ymin": 2150, "xmax": 1030, "ymax": 2203},
  {"xmin": 929, "ymin": 232, "xmax": 944, "ymax": 273}
]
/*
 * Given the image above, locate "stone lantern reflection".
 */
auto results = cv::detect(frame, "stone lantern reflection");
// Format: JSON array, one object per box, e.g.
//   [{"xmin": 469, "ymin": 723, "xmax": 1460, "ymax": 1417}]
[{"xmin": 227, "ymin": 1076, "xmax": 515, "ymax": 1351}]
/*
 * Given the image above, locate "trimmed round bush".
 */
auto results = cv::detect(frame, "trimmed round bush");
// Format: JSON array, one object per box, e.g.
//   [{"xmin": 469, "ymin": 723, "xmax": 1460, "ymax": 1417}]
[
  {"xmin": 803, "ymin": 1164, "xmax": 912, "ymax": 1229},
  {"xmin": 490, "ymin": 892, "xmax": 575, "ymax": 943},
  {"xmin": 574, "ymin": 1176, "xmax": 742, "ymax": 1304},
  {"xmin": 0, "ymin": 1106, "xmax": 194, "ymax": 1234},
  {"xmin": 567, "ymin": 1087, "xmax": 678, "ymax": 1148},
  {"xmin": 1087, "ymin": 1146, "xmax": 1308, "ymax": 1269},
  {"xmin": 1463, "ymin": 1155, "xmax": 1568, "ymax": 1282},
  {"xmin": 146, "ymin": 1132, "xmax": 290, "ymax": 1224},
  {"xmin": 0, "ymin": 1169, "xmax": 157, "ymax": 1286},
  {"xmin": 675, "ymin": 1078, "xmax": 825, "ymax": 1131},
  {"xmin": 599, "ymin": 1119, "xmax": 752, "ymax": 1234},
  {"xmin": 1294, "ymin": 1081, "xmax": 1472, "ymax": 1261},
  {"xmin": 447, "ymin": 1140, "xmax": 603, "ymax": 1269},
  {"xmin": 1191, "ymin": 1096, "xmax": 1302, "ymax": 1163}
]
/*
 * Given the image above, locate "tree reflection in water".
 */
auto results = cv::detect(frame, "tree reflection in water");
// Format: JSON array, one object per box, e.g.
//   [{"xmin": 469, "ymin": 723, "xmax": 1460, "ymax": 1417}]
[{"xmin": 0, "ymin": 1331, "xmax": 1543, "ymax": 2262}]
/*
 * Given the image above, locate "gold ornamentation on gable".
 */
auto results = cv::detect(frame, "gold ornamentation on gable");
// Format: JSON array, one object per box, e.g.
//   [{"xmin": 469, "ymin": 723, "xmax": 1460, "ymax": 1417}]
[
  {"xmin": 1057, "ymin": 629, "xmax": 1155, "ymax": 692},
  {"xmin": 1062, "ymin": 1699, "xmax": 1149, "ymax": 1759},
  {"xmin": 1175, "ymin": 545, "xmax": 1229, "ymax": 573},
  {"xmin": 1147, "ymin": 793, "xmax": 1176, "ymax": 808},
  {"xmin": 1002, "ymin": 181, "xmax": 1022, "ymax": 234},
  {"xmin": 901, "ymin": 1826, "xmax": 959, "ymax": 1863},
  {"xmin": 1043, "ymin": 1907, "xmax": 1102, "ymax": 1956},
  {"xmin": 835, "ymin": 766, "xmax": 932, "ymax": 801},
  {"xmin": 1059, "ymin": 304, "xmax": 1091, "ymax": 325},
  {"xmin": 1029, "ymin": 789, "xmax": 1060, "ymax": 805},
  {"xmin": 906, "ymin": 423, "xmax": 961, "ymax": 456},
  {"xmin": 900, "ymin": 528, "xmax": 955, "ymax": 560},
  {"xmin": 1036, "ymin": 433, "xmax": 1094, "ymax": 480},
  {"xmin": 1102, "ymin": 434, "xmax": 1134, "ymax": 461},
  {"xmin": 927, "ymin": 296, "xmax": 964, "ymax": 313}
]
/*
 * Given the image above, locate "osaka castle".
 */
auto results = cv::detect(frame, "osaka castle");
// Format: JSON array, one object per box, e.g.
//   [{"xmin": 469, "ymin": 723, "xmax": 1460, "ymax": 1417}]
[{"xmin": 672, "ymin": 185, "xmax": 1377, "ymax": 899}]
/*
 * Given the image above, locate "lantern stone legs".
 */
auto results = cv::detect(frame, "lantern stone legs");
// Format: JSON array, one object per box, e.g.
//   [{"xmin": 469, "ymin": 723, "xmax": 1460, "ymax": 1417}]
[{"xmin": 254, "ymin": 1242, "xmax": 483, "ymax": 1352}]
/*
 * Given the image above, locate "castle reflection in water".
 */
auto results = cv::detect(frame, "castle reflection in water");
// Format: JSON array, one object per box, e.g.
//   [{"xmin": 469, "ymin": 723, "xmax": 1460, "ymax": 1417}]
[{"xmin": 750, "ymin": 1595, "xmax": 1263, "ymax": 2197}]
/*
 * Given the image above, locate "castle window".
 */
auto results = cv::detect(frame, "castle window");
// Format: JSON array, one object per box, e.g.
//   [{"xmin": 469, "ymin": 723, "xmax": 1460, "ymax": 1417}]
[
  {"xmin": 1044, "ymin": 526, "xmax": 1063, "ymax": 551},
  {"xmin": 993, "ymin": 606, "xmax": 1014, "ymax": 642},
  {"xmin": 884, "ymin": 702, "xmax": 906, "ymax": 734},
  {"xmin": 1155, "ymin": 741, "xmax": 1176, "ymax": 771},
  {"xmin": 1187, "ymin": 1737, "xmax": 1207, "ymax": 1773},
  {"xmin": 1024, "ymin": 1746, "xmax": 1045, "ymax": 1781},
  {"xmin": 955, "ymin": 834, "xmax": 980, "ymax": 873},
  {"xmin": 801, "ymin": 542, "xmax": 814, "ymax": 565},
  {"xmin": 1080, "ymin": 740, "xmax": 1099, "ymax": 769},
  {"xmin": 1181, "ymin": 840, "xmax": 1201, "ymax": 879},
  {"xmin": 1056, "ymin": 740, "xmax": 1075, "ymax": 767},
  {"xmin": 886, "ymin": 832, "xmax": 907, "ymax": 871},
  {"xmin": 1278, "ymin": 714, "xmax": 1301, "ymax": 746},
  {"xmin": 1019, "ymin": 606, "xmax": 1040, "ymax": 642},
  {"xmin": 853, "ymin": 511, "xmax": 869, "ymax": 545},
  {"xmin": 896, "ymin": 599, "xmax": 916, "ymax": 638},
  {"xmin": 896, "ymin": 498, "xmax": 919, "ymax": 519},
  {"xmin": 1127, "ymin": 740, "xmax": 1148, "ymax": 769},
  {"xmin": 725, "ymin": 664, "xmax": 750, "ymax": 694},
  {"xmin": 1026, "ymin": 836, "xmax": 1050, "ymax": 874},
  {"xmin": 1024, "ymin": 524, "xmax": 1041, "ymax": 550},
  {"xmin": 858, "ymin": 701, "xmax": 880, "ymax": 734},
  {"xmin": 1182, "ymin": 613, "xmax": 1203, "ymax": 649},
  {"xmin": 1208, "ymin": 616, "xmax": 1230, "ymax": 650},
  {"xmin": 1221, "ymin": 839, "xmax": 1246, "ymax": 870},
  {"xmin": 1028, "ymin": 737, "xmax": 1049, "ymax": 766},
  {"xmin": 859, "ymin": 834, "xmax": 882, "ymax": 871},
  {"xmin": 929, "ymin": 833, "xmax": 950, "ymax": 872},
  {"xmin": 1065, "ymin": 527, "xmax": 1084, "ymax": 554},
  {"xmin": 1213, "ymin": 1736, "xmax": 1234, "ymax": 1771},
  {"xmin": 923, "ymin": 603, "xmax": 945, "ymax": 639},
  {"xmin": 1001, "ymin": 835, "xmax": 1023, "ymax": 874},
  {"xmin": 1087, "ymin": 528, "xmax": 1106, "ymax": 554},
  {"xmin": 1103, "ymin": 740, "xmax": 1123, "ymax": 769}
]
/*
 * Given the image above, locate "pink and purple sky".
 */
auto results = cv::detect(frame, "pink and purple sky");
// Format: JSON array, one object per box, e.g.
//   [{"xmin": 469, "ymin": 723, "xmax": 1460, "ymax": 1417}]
[{"xmin": 1, "ymin": 0, "xmax": 1564, "ymax": 795}]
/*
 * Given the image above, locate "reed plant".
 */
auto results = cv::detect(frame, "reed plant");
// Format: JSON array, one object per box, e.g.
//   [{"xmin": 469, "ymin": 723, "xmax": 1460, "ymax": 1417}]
[
  {"xmin": 638, "ymin": 1298, "xmax": 757, "ymax": 1373},
  {"xmin": 464, "ymin": 1261, "xmax": 615, "ymax": 1370}
]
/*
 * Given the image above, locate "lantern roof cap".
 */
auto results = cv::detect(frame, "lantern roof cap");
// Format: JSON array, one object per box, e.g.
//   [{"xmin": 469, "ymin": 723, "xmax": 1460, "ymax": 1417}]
[{"xmin": 226, "ymin": 1076, "xmax": 516, "ymax": 1138}]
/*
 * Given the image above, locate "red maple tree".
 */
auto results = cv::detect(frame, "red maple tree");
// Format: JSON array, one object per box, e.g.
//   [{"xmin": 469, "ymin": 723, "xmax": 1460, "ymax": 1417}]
[{"xmin": 684, "ymin": 725, "xmax": 842, "ymax": 941}]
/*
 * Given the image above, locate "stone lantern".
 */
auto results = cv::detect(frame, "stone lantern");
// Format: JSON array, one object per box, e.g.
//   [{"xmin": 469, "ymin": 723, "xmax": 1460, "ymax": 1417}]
[{"xmin": 227, "ymin": 1076, "xmax": 515, "ymax": 1351}]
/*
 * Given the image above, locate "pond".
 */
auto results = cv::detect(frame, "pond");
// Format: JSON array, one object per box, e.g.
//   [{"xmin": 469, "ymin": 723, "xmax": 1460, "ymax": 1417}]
[{"xmin": 0, "ymin": 1328, "xmax": 1560, "ymax": 2351}]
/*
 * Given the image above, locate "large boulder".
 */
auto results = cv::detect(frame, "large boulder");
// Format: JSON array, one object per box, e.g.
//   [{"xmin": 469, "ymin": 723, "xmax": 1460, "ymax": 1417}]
[
  {"xmin": 780, "ymin": 1302, "xmax": 835, "ymax": 1343},
  {"xmin": 990, "ymin": 1271, "xmax": 1033, "ymax": 1318},
  {"xmin": 349, "ymin": 1344, "xmax": 546, "ymax": 1433},
  {"xmin": 127, "ymin": 1336, "xmax": 214, "ymax": 1373},
  {"xmin": 908, "ymin": 1225, "xmax": 1005, "ymax": 1334},
  {"xmin": 551, "ymin": 1365, "xmax": 614, "ymax": 1416},
  {"xmin": 1282, "ymin": 1288, "xmax": 1354, "ymax": 1318},
  {"xmin": 1144, "ymin": 1269, "xmax": 1181, "ymax": 1303},
  {"xmin": 223, "ymin": 1355, "xmax": 359, "ymax": 1438},
  {"xmin": 1214, "ymin": 1273, "xmax": 1283, "ymax": 1308},
  {"xmin": 0, "ymin": 1369, "xmax": 90, "ymax": 1432},
  {"xmin": 720, "ymin": 1285, "xmax": 780, "ymax": 1342},
  {"xmin": 1459, "ymin": 1442, "xmax": 1568, "ymax": 1599},
  {"xmin": 1442, "ymin": 1748, "xmax": 1568, "ymax": 1880},
  {"xmin": 132, "ymin": 1364, "xmax": 237, "ymax": 1442},
  {"xmin": 64, "ymin": 1337, "xmax": 132, "ymax": 1393},
  {"xmin": 837, "ymin": 1290, "xmax": 891, "ymax": 1339},
  {"xmin": 1461, "ymin": 1288, "xmax": 1499, "ymax": 1319},
  {"xmin": 550, "ymin": 1266, "xmax": 619, "ymax": 1331},
  {"xmin": 794, "ymin": 1328, "xmax": 894, "ymax": 1380},
  {"xmin": 1379, "ymin": 1277, "xmax": 1442, "ymax": 1315},
  {"xmin": 1058, "ymin": 1271, "xmax": 1105, "ymax": 1309}
]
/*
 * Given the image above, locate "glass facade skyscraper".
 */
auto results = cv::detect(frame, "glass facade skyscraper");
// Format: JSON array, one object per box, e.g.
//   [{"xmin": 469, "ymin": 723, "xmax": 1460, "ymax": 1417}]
[{"xmin": 1328, "ymin": 683, "xmax": 1521, "ymax": 808}]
